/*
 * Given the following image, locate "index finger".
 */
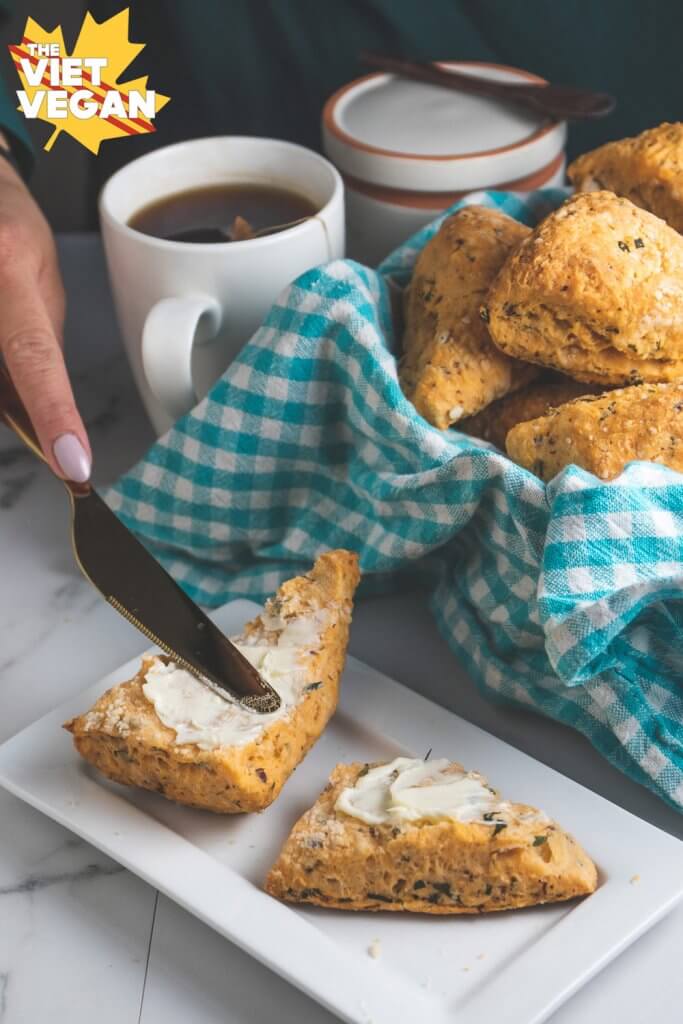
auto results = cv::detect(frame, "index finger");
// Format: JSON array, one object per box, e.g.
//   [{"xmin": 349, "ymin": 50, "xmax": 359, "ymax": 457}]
[{"xmin": 0, "ymin": 266, "xmax": 91, "ymax": 480}]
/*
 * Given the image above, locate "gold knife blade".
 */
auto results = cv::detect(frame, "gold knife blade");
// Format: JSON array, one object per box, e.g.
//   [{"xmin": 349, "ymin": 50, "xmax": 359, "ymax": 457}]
[{"xmin": 0, "ymin": 365, "xmax": 280, "ymax": 713}]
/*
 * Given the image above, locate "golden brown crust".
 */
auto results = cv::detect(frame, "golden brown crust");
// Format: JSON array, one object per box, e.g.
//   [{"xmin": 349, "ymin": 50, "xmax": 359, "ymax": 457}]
[
  {"xmin": 399, "ymin": 206, "xmax": 536, "ymax": 429},
  {"xmin": 265, "ymin": 762, "xmax": 598, "ymax": 914},
  {"xmin": 485, "ymin": 191, "xmax": 683, "ymax": 386},
  {"xmin": 505, "ymin": 381, "xmax": 683, "ymax": 481},
  {"xmin": 460, "ymin": 373, "xmax": 603, "ymax": 451},
  {"xmin": 568, "ymin": 122, "xmax": 683, "ymax": 232},
  {"xmin": 64, "ymin": 551, "xmax": 360, "ymax": 813}
]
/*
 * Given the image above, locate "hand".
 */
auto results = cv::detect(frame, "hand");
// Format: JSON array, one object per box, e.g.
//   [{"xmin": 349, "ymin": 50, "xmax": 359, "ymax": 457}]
[{"xmin": 0, "ymin": 139, "xmax": 91, "ymax": 481}]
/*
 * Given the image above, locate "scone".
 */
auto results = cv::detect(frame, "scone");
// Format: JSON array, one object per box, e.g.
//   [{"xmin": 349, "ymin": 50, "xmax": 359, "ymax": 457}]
[
  {"xmin": 65, "ymin": 550, "xmax": 360, "ymax": 813},
  {"xmin": 265, "ymin": 757, "xmax": 597, "ymax": 913},
  {"xmin": 460, "ymin": 372, "xmax": 601, "ymax": 451},
  {"xmin": 568, "ymin": 122, "xmax": 683, "ymax": 233},
  {"xmin": 506, "ymin": 381, "xmax": 683, "ymax": 481},
  {"xmin": 399, "ymin": 205, "xmax": 536, "ymax": 429},
  {"xmin": 484, "ymin": 191, "xmax": 683, "ymax": 386}
]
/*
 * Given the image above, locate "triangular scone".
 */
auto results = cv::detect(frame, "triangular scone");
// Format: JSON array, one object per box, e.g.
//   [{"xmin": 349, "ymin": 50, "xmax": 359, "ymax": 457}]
[
  {"xmin": 265, "ymin": 758, "xmax": 597, "ymax": 913},
  {"xmin": 399, "ymin": 205, "xmax": 536, "ymax": 429},
  {"xmin": 460, "ymin": 371, "xmax": 602, "ymax": 451},
  {"xmin": 568, "ymin": 122, "xmax": 683, "ymax": 233},
  {"xmin": 64, "ymin": 551, "xmax": 360, "ymax": 814},
  {"xmin": 506, "ymin": 381, "xmax": 683, "ymax": 481},
  {"xmin": 484, "ymin": 191, "xmax": 683, "ymax": 386}
]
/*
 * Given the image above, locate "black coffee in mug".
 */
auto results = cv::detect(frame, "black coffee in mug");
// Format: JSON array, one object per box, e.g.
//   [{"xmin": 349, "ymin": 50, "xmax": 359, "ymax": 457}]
[{"xmin": 128, "ymin": 183, "xmax": 318, "ymax": 243}]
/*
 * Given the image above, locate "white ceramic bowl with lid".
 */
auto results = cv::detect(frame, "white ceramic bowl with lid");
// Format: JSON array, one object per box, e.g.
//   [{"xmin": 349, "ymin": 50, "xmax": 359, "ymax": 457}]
[{"xmin": 322, "ymin": 62, "xmax": 567, "ymax": 264}]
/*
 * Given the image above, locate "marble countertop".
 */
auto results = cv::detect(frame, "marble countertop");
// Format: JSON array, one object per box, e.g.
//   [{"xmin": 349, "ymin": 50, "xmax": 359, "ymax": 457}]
[{"xmin": 1, "ymin": 235, "xmax": 681, "ymax": 1024}]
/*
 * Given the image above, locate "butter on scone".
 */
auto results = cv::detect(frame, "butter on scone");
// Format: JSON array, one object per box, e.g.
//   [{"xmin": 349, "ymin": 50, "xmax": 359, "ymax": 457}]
[
  {"xmin": 460, "ymin": 372, "xmax": 602, "ymax": 451},
  {"xmin": 568, "ymin": 122, "xmax": 683, "ymax": 233},
  {"xmin": 506, "ymin": 381, "xmax": 683, "ymax": 482},
  {"xmin": 64, "ymin": 550, "xmax": 360, "ymax": 813},
  {"xmin": 399, "ymin": 206, "xmax": 536, "ymax": 429},
  {"xmin": 265, "ymin": 757, "xmax": 597, "ymax": 913},
  {"xmin": 484, "ymin": 191, "xmax": 683, "ymax": 386}
]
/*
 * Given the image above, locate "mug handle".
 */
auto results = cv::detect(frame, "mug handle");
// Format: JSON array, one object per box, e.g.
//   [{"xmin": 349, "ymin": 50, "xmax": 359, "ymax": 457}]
[{"xmin": 141, "ymin": 294, "xmax": 222, "ymax": 421}]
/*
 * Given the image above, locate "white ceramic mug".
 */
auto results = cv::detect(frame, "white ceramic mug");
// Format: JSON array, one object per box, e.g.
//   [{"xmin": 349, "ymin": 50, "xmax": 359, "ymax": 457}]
[{"xmin": 100, "ymin": 136, "xmax": 345, "ymax": 435}]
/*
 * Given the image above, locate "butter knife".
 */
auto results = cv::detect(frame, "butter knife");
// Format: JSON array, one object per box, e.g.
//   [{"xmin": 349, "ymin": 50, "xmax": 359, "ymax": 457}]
[{"xmin": 0, "ymin": 366, "xmax": 280, "ymax": 713}]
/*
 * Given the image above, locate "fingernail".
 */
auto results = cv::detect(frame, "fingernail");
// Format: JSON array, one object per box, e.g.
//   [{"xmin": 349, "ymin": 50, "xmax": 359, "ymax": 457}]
[{"xmin": 53, "ymin": 433, "xmax": 91, "ymax": 483}]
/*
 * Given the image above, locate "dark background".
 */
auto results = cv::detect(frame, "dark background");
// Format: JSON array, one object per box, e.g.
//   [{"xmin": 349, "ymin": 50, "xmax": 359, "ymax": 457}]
[
  {"xmin": 4, "ymin": 1, "xmax": 682, "ymax": 232},
  {"xmin": 2, "ymin": 0, "xmax": 88, "ymax": 228}
]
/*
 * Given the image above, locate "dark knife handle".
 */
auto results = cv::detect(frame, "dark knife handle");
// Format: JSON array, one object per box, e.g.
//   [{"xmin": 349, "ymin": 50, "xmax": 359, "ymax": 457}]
[{"xmin": 0, "ymin": 364, "xmax": 90, "ymax": 496}]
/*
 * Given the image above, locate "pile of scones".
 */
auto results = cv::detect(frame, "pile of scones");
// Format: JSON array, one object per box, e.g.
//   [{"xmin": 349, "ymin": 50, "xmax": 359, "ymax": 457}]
[{"xmin": 399, "ymin": 122, "xmax": 683, "ymax": 481}]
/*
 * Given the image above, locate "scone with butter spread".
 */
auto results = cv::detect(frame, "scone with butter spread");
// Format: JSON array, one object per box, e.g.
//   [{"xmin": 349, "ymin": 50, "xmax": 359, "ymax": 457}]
[
  {"xmin": 265, "ymin": 757, "xmax": 597, "ymax": 913},
  {"xmin": 506, "ymin": 381, "xmax": 683, "ymax": 481},
  {"xmin": 460, "ymin": 372, "xmax": 602, "ymax": 451},
  {"xmin": 65, "ymin": 550, "xmax": 360, "ymax": 813},
  {"xmin": 484, "ymin": 191, "xmax": 683, "ymax": 386},
  {"xmin": 399, "ymin": 205, "xmax": 536, "ymax": 429},
  {"xmin": 568, "ymin": 122, "xmax": 683, "ymax": 233}
]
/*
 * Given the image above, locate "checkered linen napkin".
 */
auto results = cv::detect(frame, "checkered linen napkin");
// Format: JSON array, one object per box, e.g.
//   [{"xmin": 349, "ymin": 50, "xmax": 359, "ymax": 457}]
[{"xmin": 108, "ymin": 188, "xmax": 683, "ymax": 811}]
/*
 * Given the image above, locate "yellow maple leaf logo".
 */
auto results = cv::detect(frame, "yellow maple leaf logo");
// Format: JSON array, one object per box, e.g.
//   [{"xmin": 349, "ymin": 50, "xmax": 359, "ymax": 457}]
[{"xmin": 9, "ymin": 8, "xmax": 170, "ymax": 153}]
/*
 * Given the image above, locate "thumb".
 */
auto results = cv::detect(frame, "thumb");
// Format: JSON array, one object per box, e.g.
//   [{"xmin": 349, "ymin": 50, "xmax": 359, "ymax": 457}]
[{"xmin": 0, "ymin": 268, "xmax": 91, "ymax": 481}]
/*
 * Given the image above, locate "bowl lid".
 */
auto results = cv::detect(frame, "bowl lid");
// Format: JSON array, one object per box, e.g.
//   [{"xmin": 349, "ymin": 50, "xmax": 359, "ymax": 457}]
[{"xmin": 322, "ymin": 62, "xmax": 566, "ymax": 192}]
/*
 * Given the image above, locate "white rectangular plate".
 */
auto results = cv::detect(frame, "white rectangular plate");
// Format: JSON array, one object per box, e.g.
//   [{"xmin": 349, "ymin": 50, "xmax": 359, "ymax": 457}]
[{"xmin": 0, "ymin": 600, "xmax": 681, "ymax": 1024}]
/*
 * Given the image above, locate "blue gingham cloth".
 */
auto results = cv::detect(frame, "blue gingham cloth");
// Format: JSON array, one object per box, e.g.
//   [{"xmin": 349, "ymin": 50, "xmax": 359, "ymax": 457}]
[{"xmin": 108, "ymin": 189, "xmax": 683, "ymax": 811}]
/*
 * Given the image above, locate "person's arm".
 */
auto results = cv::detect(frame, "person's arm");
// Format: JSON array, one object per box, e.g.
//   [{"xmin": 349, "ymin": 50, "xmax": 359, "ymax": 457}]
[{"xmin": 0, "ymin": 130, "xmax": 91, "ymax": 481}]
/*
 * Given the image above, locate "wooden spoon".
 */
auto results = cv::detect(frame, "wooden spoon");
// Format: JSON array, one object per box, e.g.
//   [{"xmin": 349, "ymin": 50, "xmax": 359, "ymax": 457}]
[{"xmin": 360, "ymin": 52, "xmax": 615, "ymax": 121}]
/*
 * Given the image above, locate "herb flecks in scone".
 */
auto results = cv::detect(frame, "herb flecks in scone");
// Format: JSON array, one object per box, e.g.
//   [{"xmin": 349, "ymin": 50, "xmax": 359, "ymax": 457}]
[
  {"xmin": 485, "ymin": 191, "xmax": 683, "ymax": 386},
  {"xmin": 265, "ymin": 757, "xmax": 597, "ymax": 913},
  {"xmin": 399, "ymin": 205, "xmax": 536, "ymax": 429},
  {"xmin": 506, "ymin": 381, "xmax": 683, "ymax": 481},
  {"xmin": 65, "ymin": 551, "xmax": 360, "ymax": 813},
  {"xmin": 568, "ymin": 122, "xmax": 683, "ymax": 233},
  {"xmin": 460, "ymin": 371, "xmax": 603, "ymax": 451}
]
